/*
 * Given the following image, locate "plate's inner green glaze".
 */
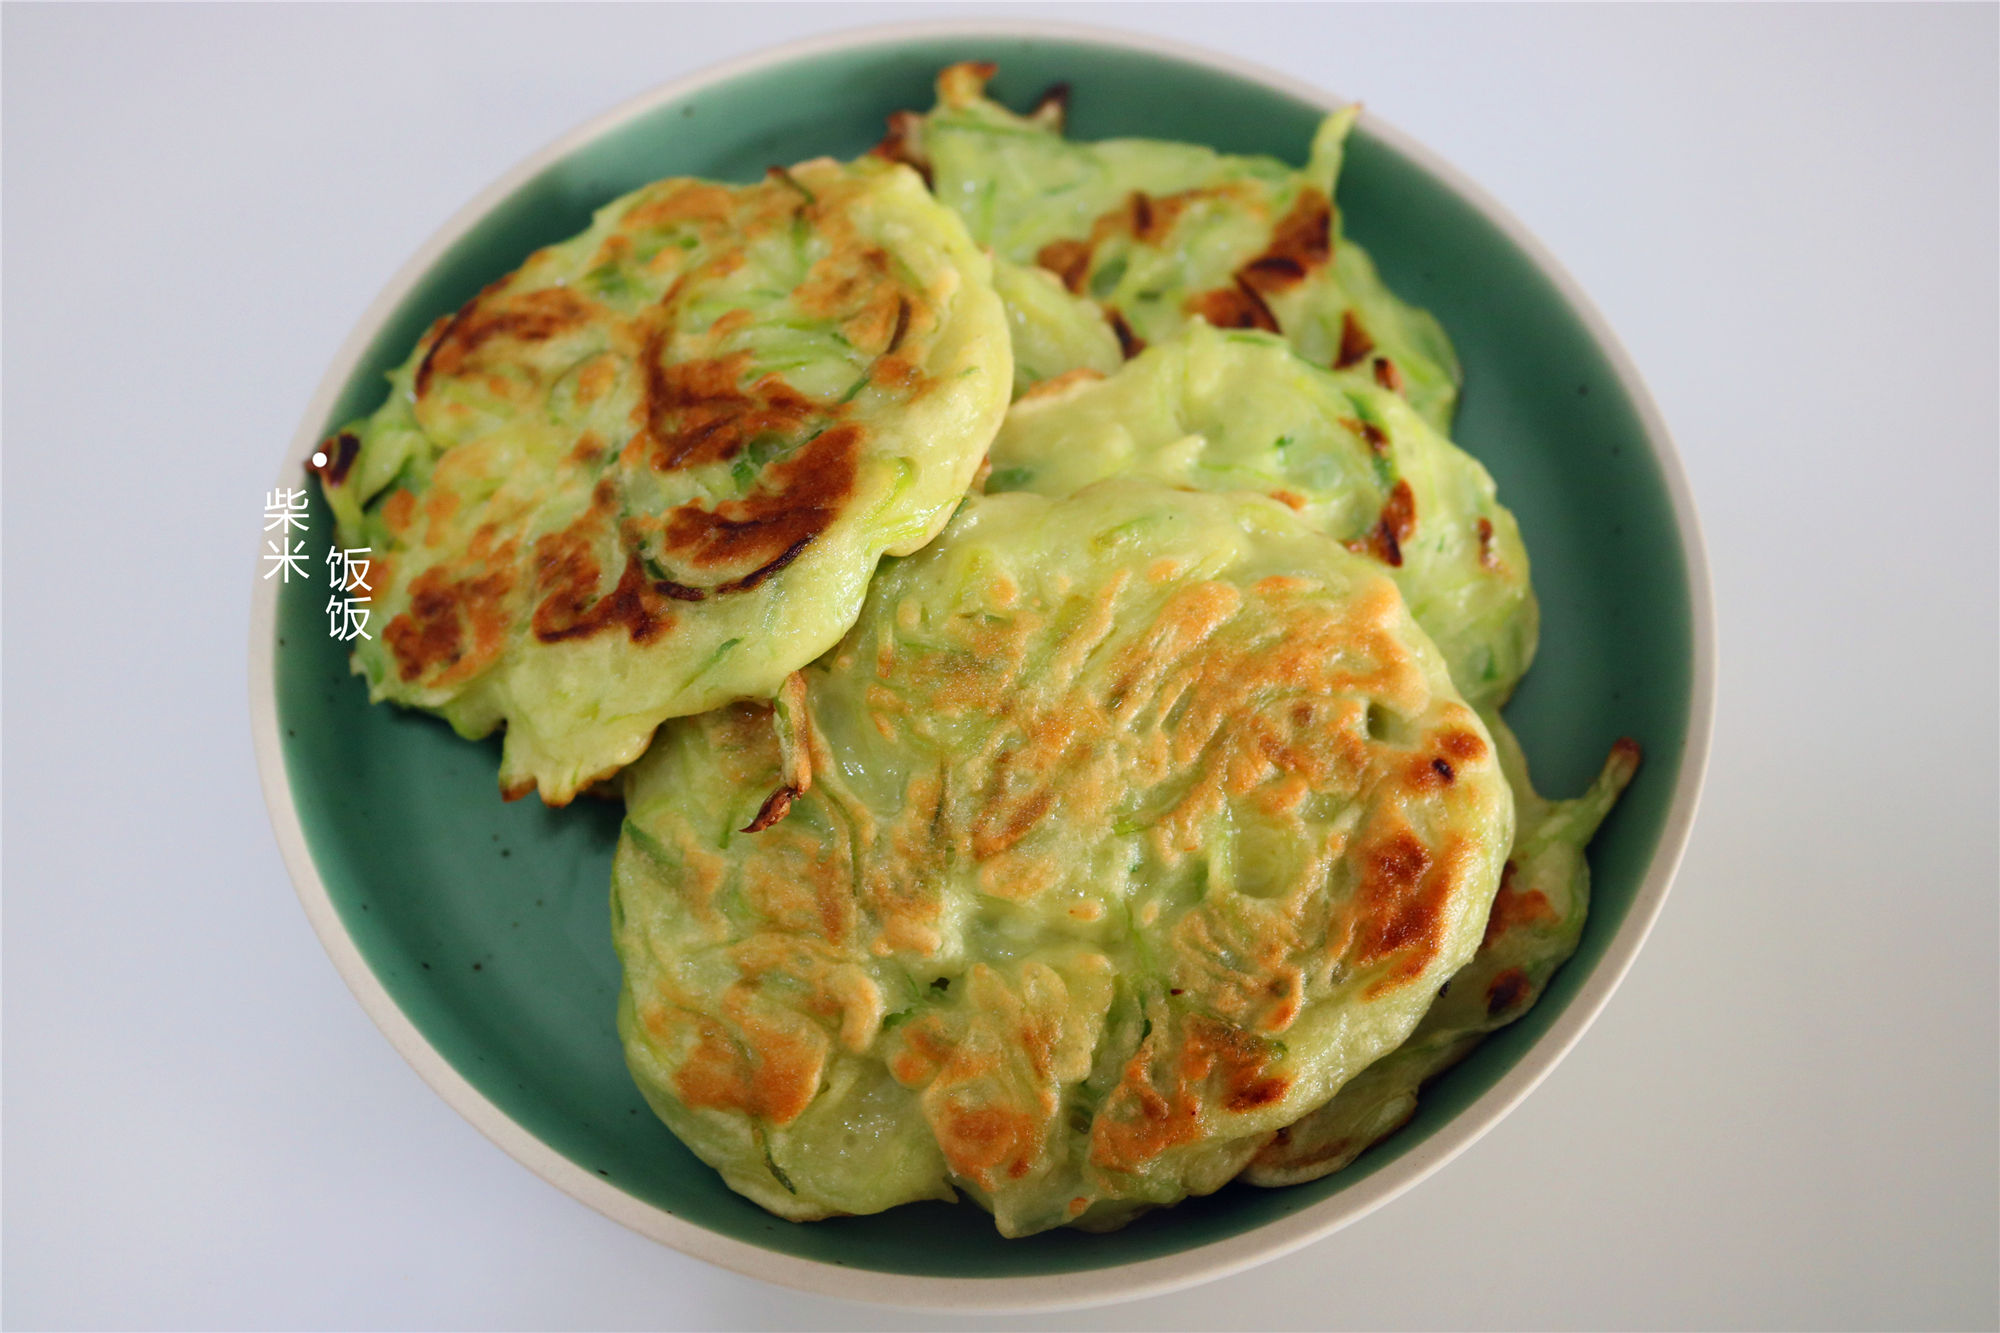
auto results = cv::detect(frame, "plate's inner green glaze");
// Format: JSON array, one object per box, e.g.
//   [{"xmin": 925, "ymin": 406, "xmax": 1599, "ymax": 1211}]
[{"xmin": 275, "ymin": 35, "xmax": 1694, "ymax": 1277}]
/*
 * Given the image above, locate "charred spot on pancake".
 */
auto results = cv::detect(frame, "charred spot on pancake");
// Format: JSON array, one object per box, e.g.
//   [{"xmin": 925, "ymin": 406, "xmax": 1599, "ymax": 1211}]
[
  {"xmin": 742, "ymin": 785, "xmax": 801, "ymax": 833},
  {"xmin": 1477, "ymin": 516, "xmax": 1499, "ymax": 570},
  {"xmin": 1034, "ymin": 188, "xmax": 1218, "ymax": 300},
  {"xmin": 1482, "ymin": 861, "xmax": 1559, "ymax": 947},
  {"xmin": 1187, "ymin": 189, "xmax": 1333, "ymax": 333},
  {"xmin": 1106, "ymin": 308, "xmax": 1146, "ymax": 358},
  {"xmin": 1188, "ymin": 278, "xmax": 1280, "ymax": 334},
  {"xmin": 1335, "ymin": 312, "xmax": 1377, "ymax": 370},
  {"xmin": 384, "ymin": 559, "xmax": 515, "ymax": 685},
  {"xmin": 1237, "ymin": 189, "xmax": 1333, "ymax": 295},
  {"xmin": 1091, "ymin": 1012, "xmax": 1289, "ymax": 1173},
  {"xmin": 886, "ymin": 296, "xmax": 913, "ymax": 355},
  {"xmin": 717, "ymin": 536, "xmax": 813, "ymax": 595},
  {"xmin": 387, "ymin": 569, "xmax": 466, "ymax": 680},
  {"xmin": 1120, "ymin": 190, "xmax": 1188, "ymax": 247},
  {"xmin": 1239, "ymin": 254, "xmax": 1306, "ymax": 289},
  {"xmin": 1036, "ymin": 238, "xmax": 1093, "ymax": 294},
  {"xmin": 1356, "ymin": 828, "xmax": 1434, "ymax": 956},
  {"xmin": 1187, "ymin": 1016, "xmax": 1290, "ymax": 1114},
  {"xmin": 1339, "ymin": 416, "xmax": 1389, "ymax": 455},
  {"xmin": 871, "ymin": 109, "xmax": 933, "ymax": 186},
  {"xmin": 1352, "ymin": 822, "xmax": 1472, "ymax": 997},
  {"xmin": 311, "ymin": 432, "xmax": 360, "ymax": 485},
  {"xmin": 1486, "ymin": 968, "xmax": 1531, "ymax": 1017},
  {"xmin": 416, "ymin": 284, "xmax": 594, "ymax": 399},
  {"xmin": 531, "ymin": 550, "xmax": 680, "ymax": 646},
  {"xmin": 1031, "ymin": 81, "xmax": 1071, "ymax": 130},
  {"xmin": 660, "ymin": 424, "xmax": 861, "ymax": 588},
  {"xmin": 639, "ymin": 341, "xmax": 825, "ymax": 472},
  {"xmin": 1352, "ymin": 480, "xmax": 1417, "ymax": 567}
]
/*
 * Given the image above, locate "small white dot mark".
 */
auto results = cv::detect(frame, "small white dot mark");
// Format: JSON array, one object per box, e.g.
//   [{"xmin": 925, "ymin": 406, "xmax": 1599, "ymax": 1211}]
[{"xmin": 310, "ymin": 451, "xmax": 328, "ymax": 468}]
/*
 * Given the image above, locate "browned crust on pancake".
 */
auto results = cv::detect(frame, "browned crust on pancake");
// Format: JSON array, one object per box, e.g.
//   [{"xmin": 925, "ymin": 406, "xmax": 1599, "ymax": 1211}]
[
  {"xmin": 659, "ymin": 424, "xmax": 862, "ymax": 588},
  {"xmin": 359, "ymin": 161, "xmax": 957, "ymax": 704},
  {"xmin": 1189, "ymin": 187, "xmax": 1334, "ymax": 335},
  {"xmin": 1481, "ymin": 860, "xmax": 1557, "ymax": 947},
  {"xmin": 624, "ymin": 500, "xmax": 1503, "ymax": 1200},
  {"xmin": 1188, "ymin": 279, "xmax": 1279, "ymax": 334},
  {"xmin": 1034, "ymin": 239, "xmax": 1093, "ymax": 295},
  {"xmin": 1106, "ymin": 308, "xmax": 1146, "ymax": 358},
  {"xmin": 741, "ymin": 786, "xmax": 800, "ymax": 833},
  {"xmin": 1237, "ymin": 190, "xmax": 1334, "ymax": 295},
  {"xmin": 1033, "ymin": 189, "xmax": 1228, "ymax": 296},
  {"xmin": 532, "ymin": 551, "xmax": 681, "ymax": 645},
  {"xmin": 417, "ymin": 285, "xmax": 596, "ymax": 399},
  {"xmin": 665, "ymin": 1004, "xmax": 828, "ymax": 1126},
  {"xmin": 1347, "ymin": 479, "xmax": 1417, "ymax": 568},
  {"xmin": 1334, "ymin": 310, "xmax": 1376, "ymax": 369},
  {"xmin": 385, "ymin": 560, "xmax": 516, "ymax": 684},
  {"xmin": 310, "ymin": 431, "xmax": 360, "ymax": 485},
  {"xmin": 638, "ymin": 344, "xmax": 825, "ymax": 472},
  {"xmin": 1485, "ymin": 967, "xmax": 1531, "ymax": 1017},
  {"xmin": 1091, "ymin": 1012, "xmax": 1289, "ymax": 1173},
  {"xmin": 871, "ymin": 109, "xmax": 933, "ymax": 186}
]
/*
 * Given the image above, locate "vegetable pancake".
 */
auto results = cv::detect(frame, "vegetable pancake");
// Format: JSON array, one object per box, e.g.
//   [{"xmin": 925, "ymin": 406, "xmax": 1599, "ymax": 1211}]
[
  {"xmin": 612, "ymin": 480, "xmax": 1513, "ymax": 1236},
  {"xmin": 1244, "ymin": 716, "xmax": 1638, "ymax": 1185},
  {"xmin": 991, "ymin": 257, "xmax": 1123, "ymax": 398},
  {"xmin": 981, "ymin": 326, "xmax": 1639, "ymax": 1187},
  {"xmin": 876, "ymin": 62, "xmax": 1461, "ymax": 429},
  {"xmin": 312, "ymin": 155, "xmax": 1011, "ymax": 804},
  {"xmin": 986, "ymin": 323, "xmax": 1537, "ymax": 710}
]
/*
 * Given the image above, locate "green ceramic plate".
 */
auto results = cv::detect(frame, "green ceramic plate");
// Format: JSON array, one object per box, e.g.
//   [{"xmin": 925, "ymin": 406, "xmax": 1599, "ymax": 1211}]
[{"xmin": 250, "ymin": 21, "xmax": 1714, "ymax": 1311}]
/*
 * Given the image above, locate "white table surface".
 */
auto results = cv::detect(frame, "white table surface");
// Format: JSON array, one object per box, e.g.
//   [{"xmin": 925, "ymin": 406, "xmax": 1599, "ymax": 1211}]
[{"xmin": 4, "ymin": 4, "xmax": 1994, "ymax": 1329}]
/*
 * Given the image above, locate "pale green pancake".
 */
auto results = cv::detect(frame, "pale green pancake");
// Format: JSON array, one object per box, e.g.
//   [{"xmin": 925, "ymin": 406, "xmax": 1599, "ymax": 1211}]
[
  {"xmin": 313, "ymin": 156, "xmax": 1011, "ymax": 804},
  {"xmin": 986, "ymin": 323, "xmax": 1537, "ymax": 710},
  {"xmin": 876, "ymin": 61, "xmax": 1461, "ymax": 429},
  {"xmin": 990, "ymin": 256, "xmax": 1122, "ymax": 398},
  {"xmin": 613, "ymin": 481, "xmax": 1512, "ymax": 1236}
]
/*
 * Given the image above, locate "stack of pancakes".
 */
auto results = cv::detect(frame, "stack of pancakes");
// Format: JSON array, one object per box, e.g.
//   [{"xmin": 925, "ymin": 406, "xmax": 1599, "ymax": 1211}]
[{"xmin": 313, "ymin": 63, "xmax": 1636, "ymax": 1238}]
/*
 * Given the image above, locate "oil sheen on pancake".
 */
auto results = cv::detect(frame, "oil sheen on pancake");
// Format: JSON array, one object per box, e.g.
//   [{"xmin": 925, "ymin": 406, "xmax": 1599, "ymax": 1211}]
[
  {"xmin": 875, "ymin": 61, "xmax": 1462, "ymax": 429},
  {"xmin": 611, "ymin": 480, "xmax": 1512, "ymax": 1236},
  {"xmin": 312, "ymin": 156, "xmax": 1011, "ymax": 804},
  {"xmin": 986, "ymin": 323, "xmax": 1537, "ymax": 711}
]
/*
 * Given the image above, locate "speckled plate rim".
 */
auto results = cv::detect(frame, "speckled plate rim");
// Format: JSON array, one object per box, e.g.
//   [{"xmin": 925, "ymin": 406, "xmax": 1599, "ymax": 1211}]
[{"xmin": 249, "ymin": 16, "xmax": 1716, "ymax": 1315}]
